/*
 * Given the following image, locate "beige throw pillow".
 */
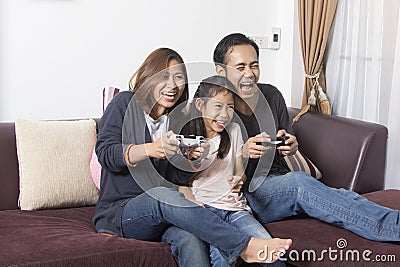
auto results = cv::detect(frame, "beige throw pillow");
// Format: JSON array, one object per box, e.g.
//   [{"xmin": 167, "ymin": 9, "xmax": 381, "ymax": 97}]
[{"xmin": 15, "ymin": 119, "xmax": 99, "ymax": 210}]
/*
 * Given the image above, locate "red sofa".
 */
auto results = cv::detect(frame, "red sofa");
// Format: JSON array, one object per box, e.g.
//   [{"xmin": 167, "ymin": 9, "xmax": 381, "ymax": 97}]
[{"xmin": 0, "ymin": 108, "xmax": 398, "ymax": 266}]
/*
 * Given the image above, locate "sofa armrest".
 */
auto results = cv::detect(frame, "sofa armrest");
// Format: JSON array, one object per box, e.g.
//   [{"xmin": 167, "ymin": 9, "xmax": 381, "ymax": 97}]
[
  {"xmin": 0, "ymin": 122, "xmax": 20, "ymax": 210},
  {"xmin": 288, "ymin": 108, "xmax": 388, "ymax": 194}
]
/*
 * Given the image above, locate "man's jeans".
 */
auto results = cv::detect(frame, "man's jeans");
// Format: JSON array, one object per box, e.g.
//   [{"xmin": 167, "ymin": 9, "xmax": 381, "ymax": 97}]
[
  {"xmin": 205, "ymin": 206, "xmax": 286, "ymax": 267},
  {"xmin": 121, "ymin": 187, "xmax": 252, "ymax": 265},
  {"xmin": 244, "ymin": 171, "xmax": 400, "ymax": 242}
]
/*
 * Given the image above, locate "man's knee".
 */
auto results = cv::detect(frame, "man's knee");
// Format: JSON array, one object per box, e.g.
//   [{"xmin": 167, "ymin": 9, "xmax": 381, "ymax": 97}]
[{"xmin": 282, "ymin": 171, "xmax": 317, "ymax": 187}]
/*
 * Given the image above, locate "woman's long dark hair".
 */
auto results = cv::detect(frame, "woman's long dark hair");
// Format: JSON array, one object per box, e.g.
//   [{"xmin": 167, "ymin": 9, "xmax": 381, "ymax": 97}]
[{"xmin": 181, "ymin": 75, "xmax": 236, "ymax": 159}]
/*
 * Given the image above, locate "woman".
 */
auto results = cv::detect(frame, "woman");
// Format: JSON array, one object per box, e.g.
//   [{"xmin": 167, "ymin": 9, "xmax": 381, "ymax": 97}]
[{"xmin": 93, "ymin": 48, "xmax": 291, "ymax": 266}]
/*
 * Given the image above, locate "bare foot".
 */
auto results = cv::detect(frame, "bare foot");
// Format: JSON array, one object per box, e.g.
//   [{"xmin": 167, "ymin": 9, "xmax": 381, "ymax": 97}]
[{"xmin": 240, "ymin": 237, "xmax": 292, "ymax": 263}]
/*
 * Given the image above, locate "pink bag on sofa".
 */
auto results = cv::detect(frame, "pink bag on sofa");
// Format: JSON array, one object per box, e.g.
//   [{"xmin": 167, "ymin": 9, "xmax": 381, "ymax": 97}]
[{"xmin": 90, "ymin": 87, "xmax": 120, "ymax": 189}]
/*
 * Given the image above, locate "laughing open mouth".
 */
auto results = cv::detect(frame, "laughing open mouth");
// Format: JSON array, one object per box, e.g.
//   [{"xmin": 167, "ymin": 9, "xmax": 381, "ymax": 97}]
[
  {"xmin": 214, "ymin": 120, "xmax": 227, "ymax": 128},
  {"xmin": 161, "ymin": 91, "xmax": 178, "ymax": 101},
  {"xmin": 240, "ymin": 82, "xmax": 254, "ymax": 92}
]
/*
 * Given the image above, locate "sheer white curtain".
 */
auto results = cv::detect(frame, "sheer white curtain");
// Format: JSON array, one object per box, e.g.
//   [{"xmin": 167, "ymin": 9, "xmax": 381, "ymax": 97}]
[{"xmin": 325, "ymin": 0, "xmax": 400, "ymax": 189}]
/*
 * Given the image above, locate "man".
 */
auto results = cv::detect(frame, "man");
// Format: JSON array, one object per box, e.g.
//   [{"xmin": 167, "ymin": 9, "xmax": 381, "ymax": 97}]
[{"xmin": 214, "ymin": 33, "xmax": 400, "ymax": 242}]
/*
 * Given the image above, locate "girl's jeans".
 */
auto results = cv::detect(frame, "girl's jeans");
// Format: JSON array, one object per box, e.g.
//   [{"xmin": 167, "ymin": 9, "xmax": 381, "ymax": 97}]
[
  {"xmin": 121, "ymin": 187, "xmax": 252, "ymax": 265},
  {"xmin": 205, "ymin": 206, "xmax": 286, "ymax": 267}
]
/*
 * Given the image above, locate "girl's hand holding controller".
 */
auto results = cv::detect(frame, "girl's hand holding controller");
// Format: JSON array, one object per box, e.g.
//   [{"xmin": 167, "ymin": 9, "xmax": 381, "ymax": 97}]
[{"xmin": 188, "ymin": 141, "xmax": 210, "ymax": 160}]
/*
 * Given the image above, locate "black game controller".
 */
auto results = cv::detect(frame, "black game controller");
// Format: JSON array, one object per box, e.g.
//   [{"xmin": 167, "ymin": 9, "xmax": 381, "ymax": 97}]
[
  {"xmin": 170, "ymin": 134, "xmax": 205, "ymax": 147},
  {"xmin": 257, "ymin": 136, "xmax": 290, "ymax": 147}
]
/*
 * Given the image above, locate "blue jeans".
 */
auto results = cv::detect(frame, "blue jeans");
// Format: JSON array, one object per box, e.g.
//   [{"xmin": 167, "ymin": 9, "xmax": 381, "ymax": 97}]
[
  {"xmin": 162, "ymin": 226, "xmax": 211, "ymax": 267},
  {"xmin": 244, "ymin": 171, "xmax": 400, "ymax": 242},
  {"xmin": 121, "ymin": 187, "xmax": 252, "ymax": 264},
  {"xmin": 206, "ymin": 206, "xmax": 286, "ymax": 267}
]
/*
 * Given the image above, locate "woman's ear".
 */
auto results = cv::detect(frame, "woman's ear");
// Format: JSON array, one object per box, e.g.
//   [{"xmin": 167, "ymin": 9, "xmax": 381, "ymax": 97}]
[
  {"xmin": 195, "ymin": 98, "xmax": 204, "ymax": 112},
  {"xmin": 216, "ymin": 65, "xmax": 226, "ymax": 76}
]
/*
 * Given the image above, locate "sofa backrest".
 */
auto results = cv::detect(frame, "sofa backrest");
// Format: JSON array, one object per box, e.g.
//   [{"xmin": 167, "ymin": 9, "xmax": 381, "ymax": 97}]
[
  {"xmin": 0, "ymin": 110, "xmax": 388, "ymax": 210},
  {"xmin": 288, "ymin": 108, "xmax": 388, "ymax": 194}
]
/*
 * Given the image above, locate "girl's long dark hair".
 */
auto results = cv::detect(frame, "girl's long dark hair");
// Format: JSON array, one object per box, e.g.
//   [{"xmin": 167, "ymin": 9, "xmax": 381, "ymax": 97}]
[{"xmin": 181, "ymin": 75, "xmax": 236, "ymax": 159}]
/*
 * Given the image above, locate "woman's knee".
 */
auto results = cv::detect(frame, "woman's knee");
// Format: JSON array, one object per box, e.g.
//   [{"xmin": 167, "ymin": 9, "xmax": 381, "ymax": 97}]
[{"xmin": 146, "ymin": 186, "xmax": 196, "ymax": 207}]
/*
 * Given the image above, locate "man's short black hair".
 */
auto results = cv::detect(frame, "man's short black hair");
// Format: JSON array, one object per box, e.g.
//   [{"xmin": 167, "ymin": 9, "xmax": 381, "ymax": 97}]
[{"xmin": 213, "ymin": 33, "xmax": 259, "ymax": 66}]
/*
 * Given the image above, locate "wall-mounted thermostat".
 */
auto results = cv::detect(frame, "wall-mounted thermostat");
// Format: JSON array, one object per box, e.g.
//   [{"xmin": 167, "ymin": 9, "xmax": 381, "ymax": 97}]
[
  {"xmin": 270, "ymin": 27, "xmax": 281, "ymax": 50},
  {"xmin": 250, "ymin": 27, "xmax": 281, "ymax": 50}
]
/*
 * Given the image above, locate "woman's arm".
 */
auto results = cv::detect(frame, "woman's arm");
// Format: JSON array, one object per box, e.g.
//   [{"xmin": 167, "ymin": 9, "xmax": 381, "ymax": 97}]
[{"xmin": 125, "ymin": 131, "xmax": 180, "ymax": 166}]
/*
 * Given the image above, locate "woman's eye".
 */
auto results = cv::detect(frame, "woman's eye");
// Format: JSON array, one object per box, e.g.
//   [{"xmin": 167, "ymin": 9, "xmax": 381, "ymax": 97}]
[{"xmin": 174, "ymin": 75, "xmax": 183, "ymax": 80}]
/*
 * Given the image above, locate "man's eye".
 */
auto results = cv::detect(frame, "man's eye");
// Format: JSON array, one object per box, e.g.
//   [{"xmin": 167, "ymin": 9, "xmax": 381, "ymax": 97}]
[
  {"xmin": 236, "ymin": 67, "xmax": 245, "ymax": 72},
  {"xmin": 251, "ymin": 64, "xmax": 259, "ymax": 69}
]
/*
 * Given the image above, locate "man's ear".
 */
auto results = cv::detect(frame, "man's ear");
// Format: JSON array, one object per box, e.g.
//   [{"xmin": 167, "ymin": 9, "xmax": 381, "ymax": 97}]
[
  {"xmin": 195, "ymin": 98, "xmax": 204, "ymax": 111},
  {"xmin": 216, "ymin": 65, "xmax": 226, "ymax": 76}
]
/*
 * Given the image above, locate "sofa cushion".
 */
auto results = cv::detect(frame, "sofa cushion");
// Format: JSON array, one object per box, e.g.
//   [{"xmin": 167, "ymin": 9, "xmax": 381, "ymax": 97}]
[
  {"xmin": 15, "ymin": 119, "xmax": 99, "ymax": 210},
  {"xmin": 265, "ymin": 189, "xmax": 400, "ymax": 266},
  {"xmin": 284, "ymin": 149, "xmax": 322, "ymax": 179},
  {"xmin": 0, "ymin": 206, "xmax": 178, "ymax": 266}
]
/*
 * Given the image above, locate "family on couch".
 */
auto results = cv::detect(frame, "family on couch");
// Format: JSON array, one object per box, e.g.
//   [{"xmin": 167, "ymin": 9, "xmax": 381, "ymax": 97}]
[{"xmin": 93, "ymin": 33, "xmax": 400, "ymax": 267}]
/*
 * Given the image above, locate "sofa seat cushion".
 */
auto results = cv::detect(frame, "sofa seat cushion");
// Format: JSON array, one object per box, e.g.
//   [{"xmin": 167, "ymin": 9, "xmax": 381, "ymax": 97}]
[
  {"xmin": 265, "ymin": 189, "xmax": 400, "ymax": 266},
  {"xmin": 0, "ymin": 206, "xmax": 178, "ymax": 267}
]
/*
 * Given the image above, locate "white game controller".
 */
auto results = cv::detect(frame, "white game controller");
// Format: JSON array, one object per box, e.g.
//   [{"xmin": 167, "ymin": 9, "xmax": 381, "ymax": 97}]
[{"xmin": 170, "ymin": 134, "xmax": 205, "ymax": 147}]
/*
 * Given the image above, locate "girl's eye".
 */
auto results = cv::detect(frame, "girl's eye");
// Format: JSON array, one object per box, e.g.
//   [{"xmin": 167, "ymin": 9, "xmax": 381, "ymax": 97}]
[{"xmin": 174, "ymin": 75, "xmax": 183, "ymax": 80}]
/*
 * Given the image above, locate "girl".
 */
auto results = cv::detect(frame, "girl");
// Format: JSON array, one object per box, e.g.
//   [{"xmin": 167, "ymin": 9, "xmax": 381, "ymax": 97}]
[
  {"xmin": 93, "ymin": 49, "xmax": 291, "ymax": 266},
  {"xmin": 178, "ymin": 75, "xmax": 291, "ymax": 266}
]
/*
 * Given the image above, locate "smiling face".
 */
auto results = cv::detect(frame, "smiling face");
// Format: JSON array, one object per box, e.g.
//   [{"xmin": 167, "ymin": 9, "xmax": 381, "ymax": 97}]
[
  {"xmin": 196, "ymin": 89, "xmax": 234, "ymax": 139},
  {"xmin": 151, "ymin": 59, "xmax": 185, "ymax": 118},
  {"xmin": 218, "ymin": 45, "xmax": 260, "ymax": 100}
]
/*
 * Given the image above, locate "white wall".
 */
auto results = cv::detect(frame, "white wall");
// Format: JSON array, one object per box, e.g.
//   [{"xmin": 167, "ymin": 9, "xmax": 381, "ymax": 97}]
[{"xmin": 0, "ymin": 0, "xmax": 297, "ymax": 122}]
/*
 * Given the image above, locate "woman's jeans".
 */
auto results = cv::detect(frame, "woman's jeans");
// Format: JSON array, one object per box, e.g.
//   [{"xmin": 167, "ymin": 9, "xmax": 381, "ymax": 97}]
[
  {"xmin": 121, "ymin": 187, "xmax": 252, "ymax": 265},
  {"xmin": 205, "ymin": 206, "xmax": 286, "ymax": 267},
  {"xmin": 244, "ymin": 171, "xmax": 400, "ymax": 242}
]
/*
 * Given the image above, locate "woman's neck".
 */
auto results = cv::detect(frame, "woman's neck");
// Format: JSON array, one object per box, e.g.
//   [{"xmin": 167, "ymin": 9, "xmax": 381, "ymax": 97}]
[{"xmin": 149, "ymin": 104, "xmax": 166, "ymax": 120}]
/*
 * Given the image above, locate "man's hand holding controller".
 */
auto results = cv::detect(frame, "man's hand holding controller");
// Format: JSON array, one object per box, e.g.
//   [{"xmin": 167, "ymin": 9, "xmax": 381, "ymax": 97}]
[
  {"xmin": 275, "ymin": 130, "xmax": 298, "ymax": 157},
  {"xmin": 242, "ymin": 130, "xmax": 298, "ymax": 159}
]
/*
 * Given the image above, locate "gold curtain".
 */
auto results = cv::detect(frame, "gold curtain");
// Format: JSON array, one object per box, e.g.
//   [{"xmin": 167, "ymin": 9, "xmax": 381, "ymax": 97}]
[{"xmin": 293, "ymin": 0, "xmax": 338, "ymax": 123}]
